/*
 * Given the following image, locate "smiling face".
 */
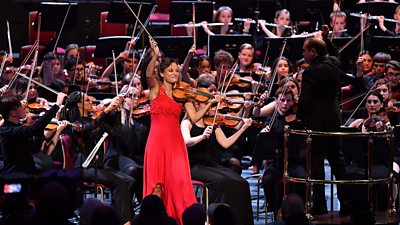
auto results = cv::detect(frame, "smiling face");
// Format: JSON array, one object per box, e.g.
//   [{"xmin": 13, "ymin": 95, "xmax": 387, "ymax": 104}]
[{"xmin": 160, "ymin": 62, "xmax": 180, "ymax": 84}]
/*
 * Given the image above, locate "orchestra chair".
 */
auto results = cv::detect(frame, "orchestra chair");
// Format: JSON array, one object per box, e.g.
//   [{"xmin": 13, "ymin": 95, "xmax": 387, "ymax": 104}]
[
  {"xmin": 191, "ymin": 180, "xmax": 209, "ymax": 213},
  {"xmin": 100, "ymin": 12, "xmax": 128, "ymax": 37},
  {"xmin": 28, "ymin": 11, "xmax": 56, "ymax": 45},
  {"xmin": 149, "ymin": 0, "xmax": 171, "ymax": 23},
  {"xmin": 245, "ymin": 173, "xmax": 265, "ymax": 222},
  {"xmin": 79, "ymin": 45, "xmax": 107, "ymax": 69},
  {"xmin": 60, "ymin": 134, "xmax": 110, "ymax": 203},
  {"xmin": 20, "ymin": 45, "xmax": 46, "ymax": 66},
  {"xmin": 341, "ymin": 85, "xmax": 356, "ymax": 111}
]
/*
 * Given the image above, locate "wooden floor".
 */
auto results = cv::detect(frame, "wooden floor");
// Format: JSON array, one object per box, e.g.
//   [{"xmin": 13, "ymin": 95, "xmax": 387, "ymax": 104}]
[{"xmin": 312, "ymin": 211, "xmax": 399, "ymax": 225}]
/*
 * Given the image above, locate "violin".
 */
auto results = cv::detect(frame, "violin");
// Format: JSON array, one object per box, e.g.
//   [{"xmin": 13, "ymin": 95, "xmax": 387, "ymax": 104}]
[
  {"xmin": 172, "ymin": 81, "xmax": 214, "ymax": 103},
  {"xmin": 224, "ymin": 73, "xmax": 268, "ymax": 89},
  {"xmin": 27, "ymin": 102, "xmax": 51, "ymax": 114},
  {"xmin": 203, "ymin": 112, "xmax": 262, "ymax": 128},
  {"xmin": 363, "ymin": 111, "xmax": 390, "ymax": 132},
  {"xmin": 132, "ymin": 104, "xmax": 150, "ymax": 118},
  {"xmin": 138, "ymin": 90, "xmax": 150, "ymax": 105}
]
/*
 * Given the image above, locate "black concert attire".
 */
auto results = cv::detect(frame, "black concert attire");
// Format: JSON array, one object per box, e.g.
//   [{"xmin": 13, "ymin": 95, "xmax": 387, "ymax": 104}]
[
  {"xmin": 297, "ymin": 52, "xmax": 349, "ymax": 213},
  {"xmin": 61, "ymin": 112, "xmax": 135, "ymax": 224},
  {"xmin": 0, "ymin": 104, "xmax": 59, "ymax": 175},
  {"xmin": 103, "ymin": 110, "xmax": 143, "ymax": 200},
  {"xmin": 345, "ymin": 120, "xmax": 392, "ymax": 211},
  {"xmin": 188, "ymin": 123, "xmax": 254, "ymax": 225},
  {"xmin": 253, "ymin": 112, "xmax": 305, "ymax": 215}
]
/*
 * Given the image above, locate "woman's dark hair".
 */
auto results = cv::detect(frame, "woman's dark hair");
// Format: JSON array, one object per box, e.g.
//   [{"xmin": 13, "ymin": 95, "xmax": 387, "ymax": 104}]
[
  {"xmin": 272, "ymin": 56, "xmax": 295, "ymax": 79},
  {"xmin": 64, "ymin": 57, "xmax": 84, "ymax": 71},
  {"xmin": 366, "ymin": 90, "xmax": 384, "ymax": 105},
  {"xmin": 13, "ymin": 77, "xmax": 29, "ymax": 94},
  {"xmin": 158, "ymin": 57, "xmax": 178, "ymax": 81},
  {"xmin": 60, "ymin": 91, "xmax": 82, "ymax": 122}
]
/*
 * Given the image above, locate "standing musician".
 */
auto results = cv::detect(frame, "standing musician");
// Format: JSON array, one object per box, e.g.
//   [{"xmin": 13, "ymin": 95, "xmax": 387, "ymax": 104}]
[
  {"xmin": 0, "ymin": 92, "xmax": 66, "ymax": 175},
  {"xmin": 59, "ymin": 91, "xmax": 135, "ymax": 225},
  {"xmin": 180, "ymin": 75, "xmax": 254, "ymax": 225},
  {"xmin": 143, "ymin": 38, "xmax": 220, "ymax": 225},
  {"xmin": 297, "ymin": 37, "xmax": 350, "ymax": 216}
]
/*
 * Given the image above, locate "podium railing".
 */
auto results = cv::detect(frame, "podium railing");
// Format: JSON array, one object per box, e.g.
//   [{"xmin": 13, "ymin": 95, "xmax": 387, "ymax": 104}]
[{"xmin": 283, "ymin": 126, "xmax": 396, "ymax": 218}]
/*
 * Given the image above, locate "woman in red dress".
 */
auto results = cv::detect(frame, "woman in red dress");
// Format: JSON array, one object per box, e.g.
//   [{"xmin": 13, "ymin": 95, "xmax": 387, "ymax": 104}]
[{"xmin": 143, "ymin": 39, "xmax": 209, "ymax": 225}]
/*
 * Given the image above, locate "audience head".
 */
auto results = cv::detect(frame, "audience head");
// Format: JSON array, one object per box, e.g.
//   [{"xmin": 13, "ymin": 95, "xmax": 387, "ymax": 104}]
[
  {"xmin": 280, "ymin": 193, "xmax": 305, "ymax": 221},
  {"xmin": 182, "ymin": 204, "xmax": 206, "ymax": 225},
  {"xmin": 80, "ymin": 198, "xmax": 104, "ymax": 225},
  {"xmin": 89, "ymin": 204, "xmax": 120, "ymax": 225},
  {"xmin": 208, "ymin": 203, "xmax": 236, "ymax": 225}
]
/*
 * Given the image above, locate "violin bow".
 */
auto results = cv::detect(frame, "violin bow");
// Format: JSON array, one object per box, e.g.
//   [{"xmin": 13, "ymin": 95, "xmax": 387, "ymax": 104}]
[
  {"xmin": 0, "ymin": 53, "xmax": 7, "ymax": 78},
  {"xmin": 338, "ymin": 23, "xmax": 370, "ymax": 54},
  {"xmin": 53, "ymin": 2, "xmax": 72, "ymax": 53},
  {"xmin": 6, "ymin": 21, "xmax": 12, "ymax": 58},
  {"xmin": 134, "ymin": 5, "xmax": 157, "ymax": 42},
  {"xmin": 264, "ymin": 79, "xmax": 290, "ymax": 132},
  {"xmin": 211, "ymin": 62, "xmax": 239, "ymax": 128},
  {"xmin": 253, "ymin": 41, "xmax": 270, "ymax": 104},
  {"xmin": 128, "ymin": 46, "xmax": 147, "ymax": 88},
  {"xmin": 267, "ymin": 39, "xmax": 287, "ymax": 97},
  {"xmin": 123, "ymin": 0, "xmax": 154, "ymax": 40},
  {"xmin": 343, "ymin": 80, "xmax": 379, "ymax": 126},
  {"xmin": 192, "ymin": 2, "xmax": 196, "ymax": 47},
  {"xmin": 16, "ymin": 71, "xmax": 60, "ymax": 96},
  {"xmin": 112, "ymin": 50, "xmax": 119, "ymax": 95},
  {"xmin": 24, "ymin": 49, "xmax": 39, "ymax": 103},
  {"xmin": 126, "ymin": 3, "xmax": 142, "ymax": 54}
]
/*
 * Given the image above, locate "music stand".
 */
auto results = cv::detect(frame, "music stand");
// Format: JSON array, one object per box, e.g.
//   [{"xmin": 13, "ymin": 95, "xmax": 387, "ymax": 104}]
[
  {"xmin": 287, "ymin": 0, "xmax": 331, "ymax": 25},
  {"xmin": 371, "ymin": 36, "xmax": 400, "ymax": 60},
  {"xmin": 93, "ymin": 36, "xmax": 132, "ymax": 59},
  {"xmin": 169, "ymin": 1, "xmax": 213, "ymax": 24},
  {"xmin": 33, "ymin": 2, "xmax": 78, "ymax": 32},
  {"xmin": 231, "ymin": 0, "xmax": 279, "ymax": 22},
  {"xmin": 253, "ymin": 131, "xmax": 284, "ymax": 161},
  {"xmin": 353, "ymin": 2, "xmax": 398, "ymax": 19},
  {"xmin": 208, "ymin": 34, "xmax": 253, "ymax": 61},
  {"xmin": 153, "ymin": 36, "xmax": 193, "ymax": 63},
  {"xmin": 261, "ymin": 37, "xmax": 305, "ymax": 66},
  {"xmin": 107, "ymin": 1, "xmax": 153, "ymax": 25}
]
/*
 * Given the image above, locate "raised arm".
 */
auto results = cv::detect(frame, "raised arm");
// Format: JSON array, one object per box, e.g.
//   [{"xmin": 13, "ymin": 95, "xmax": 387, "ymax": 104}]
[{"xmin": 146, "ymin": 38, "xmax": 160, "ymax": 100}]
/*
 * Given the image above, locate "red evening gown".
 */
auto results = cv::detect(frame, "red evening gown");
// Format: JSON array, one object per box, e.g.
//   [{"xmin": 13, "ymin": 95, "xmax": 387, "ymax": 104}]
[{"xmin": 143, "ymin": 85, "xmax": 196, "ymax": 225}]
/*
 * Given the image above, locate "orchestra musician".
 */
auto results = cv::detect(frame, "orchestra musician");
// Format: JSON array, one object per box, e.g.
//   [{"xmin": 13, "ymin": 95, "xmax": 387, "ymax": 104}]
[
  {"xmin": 377, "ymin": 5, "xmax": 400, "ymax": 36},
  {"xmin": 0, "ymin": 91, "xmax": 67, "ymax": 175},
  {"xmin": 385, "ymin": 60, "xmax": 400, "ymax": 101},
  {"xmin": 181, "ymin": 74, "xmax": 254, "ymax": 225},
  {"xmin": 329, "ymin": 11, "xmax": 351, "ymax": 38},
  {"xmin": 258, "ymin": 9, "xmax": 292, "ymax": 38},
  {"xmin": 59, "ymin": 91, "xmax": 135, "ymax": 225},
  {"xmin": 201, "ymin": 6, "xmax": 237, "ymax": 36},
  {"xmin": 346, "ymin": 90, "xmax": 397, "ymax": 210}
]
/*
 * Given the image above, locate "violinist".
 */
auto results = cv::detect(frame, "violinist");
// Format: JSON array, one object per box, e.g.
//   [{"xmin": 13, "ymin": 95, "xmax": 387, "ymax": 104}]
[
  {"xmin": 271, "ymin": 57, "xmax": 295, "ymax": 84},
  {"xmin": 193, "ymin": 55, "xmax": 212, "ymax": 79},
  {"xmin": 101, "ymin": 41, "xmax": 140, "ymax": 84},
  {"xmin": 258, "ymin": 9, "xmax": 292, "ymax": 38},
  {"xmin": 13, "ymin": 78, "xmax": 49, "ymax": 113},
  {"xmin": 64, "ymin": 57, "xmax": 86, "ymax": 91},
  {"xmin": 252, "ymin": 87, "xmax": 304, "ymax": 217},
  {"xmin": 103, "ymin": 85, "xmax": 144, "ymax": 201},
  {"xmin": 59, "ymin": 91, "xmax": 135, "ymax": 225},
  {"xmin": 253, "ymin": 77, "xmax": 300, "ymax": 119},
  {"xmin": 64, "ymin": 43, "xmax": 80, "ymax": 61},
  {"xmin": 0, "ymin": 91, "xmax": 67, "ymax": 175},
  {"xmin": 361, "ymin": 52, "xmax": 391, "ymax": 90},
  {"xmin": 213, "ymin": 50, "xmax": 234, "ymax": 88},
  {"xmin": 39, "ymin": 52, "xmax": 63, "ymax": 86},
  {"xmin": 180, "ymin": 77, "xmax": 254, "ymax": 225},
  {"xmin": 355, "ymin": 51, "xmax": 373, "ymax": 77},
  {"xmin": 348, "ymin": 91, "xmax": 391, "ymax": 132},
  {"xmin": 346, "ymin": 90, "xmax": 398, "ymax": 210}
]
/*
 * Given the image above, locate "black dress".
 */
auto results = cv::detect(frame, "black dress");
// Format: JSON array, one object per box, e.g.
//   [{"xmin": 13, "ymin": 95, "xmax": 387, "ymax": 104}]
[{"xmin": 188, "ymin": 124, "xmax": 254, "ymax": 225}]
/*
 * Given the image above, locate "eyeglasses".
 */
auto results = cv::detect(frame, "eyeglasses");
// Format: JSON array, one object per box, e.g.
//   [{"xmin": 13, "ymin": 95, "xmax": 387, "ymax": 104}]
[{"xmin": 387, "ymin": 72, "xmax": 400, "ymax": 77}]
